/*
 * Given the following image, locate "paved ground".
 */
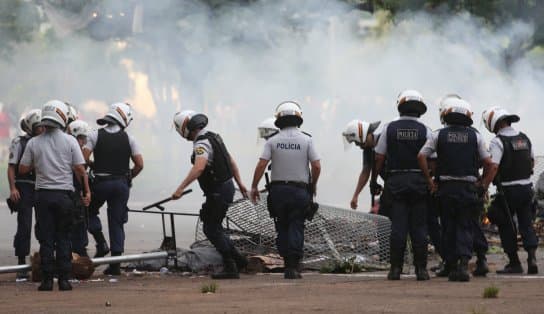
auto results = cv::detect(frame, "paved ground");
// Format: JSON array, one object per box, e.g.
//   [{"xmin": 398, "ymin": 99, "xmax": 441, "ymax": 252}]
[{"xmin": 1, "ymin": 267, "xmax": 544, "ymax": 314}]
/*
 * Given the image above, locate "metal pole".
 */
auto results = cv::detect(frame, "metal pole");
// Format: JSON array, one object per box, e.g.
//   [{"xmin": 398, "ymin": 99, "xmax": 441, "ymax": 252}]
[{"xmin": 0, "ymin": 251, "xmax": 170, "ymax": 274}]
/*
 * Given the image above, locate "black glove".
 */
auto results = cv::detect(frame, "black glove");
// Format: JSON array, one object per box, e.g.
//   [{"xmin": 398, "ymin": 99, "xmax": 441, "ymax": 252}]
[{"xmin": 370, "ymin": 181, "xmax": 383, "ymax": 196}]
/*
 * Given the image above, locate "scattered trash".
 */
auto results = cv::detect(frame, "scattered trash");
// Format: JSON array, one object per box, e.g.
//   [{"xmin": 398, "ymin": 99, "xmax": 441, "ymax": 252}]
[
  {"xmin": 105, "ymin": 301, "xmax": 112, "ymax": 307},
  {"xmin": 89, "ymin": 279, "xmax": 104, "ymax": 282},
  {"xmin": 109, "ymin": 278, "xmax": 118, "ymax": 283},
  {"xmin": 15, "ymin": 278, "xmax": 28, "ymax": 283},
  {"xmin": 68, "ymin": 279, "xmax": 80, "ymax": 284},
  {"xmin": 132, "ymin": 269, "xmax": 145, "ymax": 277},
  {"xmin": 159, "ymin": 267, "xmax": 169, "ymax": 275}
]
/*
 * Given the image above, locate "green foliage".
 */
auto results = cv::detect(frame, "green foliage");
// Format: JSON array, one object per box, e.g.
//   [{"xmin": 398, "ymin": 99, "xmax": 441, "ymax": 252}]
[
  {"xmin": 201, "ymin": 282, "xmax": 218, "ymax": 294},
  {"xmin": 483, "ymin": 285, "xmax": 500, "ymax": 299}
]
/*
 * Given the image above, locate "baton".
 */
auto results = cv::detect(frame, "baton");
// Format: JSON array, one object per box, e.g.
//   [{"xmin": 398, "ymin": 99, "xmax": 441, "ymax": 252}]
[{"xmin": 142, "ymin": 189, "xmax": 192, "ymax": 211}]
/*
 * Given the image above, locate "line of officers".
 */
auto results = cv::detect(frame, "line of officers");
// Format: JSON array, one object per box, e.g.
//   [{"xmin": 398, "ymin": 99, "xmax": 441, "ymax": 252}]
[{"xmin": 6, "ymin": 90, "xmax": 538, "ymax": 290}]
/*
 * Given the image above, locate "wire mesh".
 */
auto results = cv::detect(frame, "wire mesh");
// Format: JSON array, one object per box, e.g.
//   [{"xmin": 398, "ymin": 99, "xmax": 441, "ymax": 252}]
[{"xmin": 193, "ymin": 195, "xmax": 393, "ymax": 270}]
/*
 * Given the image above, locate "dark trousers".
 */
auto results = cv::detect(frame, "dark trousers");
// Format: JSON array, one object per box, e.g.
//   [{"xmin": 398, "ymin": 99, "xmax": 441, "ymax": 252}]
[
  {"xmin": 387, "ymin": 173, "xmax": 428, "ymax": 258},
  {"xmin": 438, "ymin": 182, "xmax": 479, "ymax": 263},
  {"xmin": 201, "ymin": 180, "xmax": 235, "ymax": 256},
  {"xmin": 71, "ymin": 220, "xmax": 89, "ymax": 257},
  {"xmin": 378, "ymin": 183, "xmax": 393, "ymax": 218},
  {"xmin": 498, "ymin": 184, "xmax": 538, "ymax": 254},
  {"xmin": 89, "ymin": 179, "xmax": 129, "ymax": 253},
  {"xmin": 13, "ymin": 182, "xmax": 35, "ymax": 257},
  {"xmin": 427, "ymin": 195, "xmax": 442, "ymax": 259},
  {"xmin": 472, "ymin": 217, "xmax": 488, "ymax": 255},
  {"xmin": 35, "ymin": 190, "xmax": 74, "ymax": 277},
  {"xmin": 269, "ymin": 184, "xmax": 310, "ymax": 259}
]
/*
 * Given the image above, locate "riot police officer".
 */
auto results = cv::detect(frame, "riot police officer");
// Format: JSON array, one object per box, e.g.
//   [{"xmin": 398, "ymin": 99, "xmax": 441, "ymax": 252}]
[
  {"xmin": 374, "ymin": 90, "xmax": 431, "ymax": 281},
  {"xmin": 67, "ymin": 120, "xmax": 91, "ymax": 257},
  {"xmin": 418, "ymin": 99, "xmax": 494, "ymax": 282},
  {"xmin": 341, "ymin": 120, "xmax": 382, "ymax": 211},
  {"xmin": 250, "ymin": 101, "xmax": 321, "ymax": 279},
  {"xmin": 172, "ymin": 110, "xmax": 248, "ymax": 279},
  {"xmin": 7, "ymin": 109, "xmax": 43, "ymax": 279},
  {"xmin": 482, "ymin": 106, "xmax": 539, "ymax": 274},
  {"xmin": 19, "ymin": 100, "xmax": 90, "ymax": 291},
  {"xmin": 83, "ymin": 103, "xmax": 144, "ymax": 275}
]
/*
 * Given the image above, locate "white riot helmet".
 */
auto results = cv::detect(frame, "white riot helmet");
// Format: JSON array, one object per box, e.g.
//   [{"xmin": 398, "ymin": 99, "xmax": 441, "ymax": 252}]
[
  {"xmin": 258, "ymin": 117, "xmax": 278, "ymax": 139},
  {"xmin": 41, "ymin": 100, "xmax": 69, "ymax": 128},
  {"xmin": 274, "ymin": 101, "xmax": 303, "ymax": 128},
  {"xmin": 482, "ymin": 106, "xmax": 520, "ymax": 134},
  {"xmin": 438, "ymin": 94, "xmax": 462, "ymax": 125},
  {"xmin": 97, "ymin": 102, "xmax": 133, "ymax": 128},
  {"xmin": 442, "ymin": 98, "xmax": 473, "ymax": 126},
  {"xmin": 396, "ymin": 89, "xmax": 427, "ymax": 116},
  {"xmin": 66, "ymin": 103, "xmax": 79, "ymax": 124},
  {"xmin": 342, "ymin": 120, "xmax": 381, "ymax": 148},
  {"xmin": 173, "ymin": 110, "xmax": 209, "ymax": 139},
  {"xmin": 68, "ymin": 120, "xmax": 90, "ymax": 138},
  {"xmin": 21, "ymin": 109, "xmax": 42, "ymax": 134}
]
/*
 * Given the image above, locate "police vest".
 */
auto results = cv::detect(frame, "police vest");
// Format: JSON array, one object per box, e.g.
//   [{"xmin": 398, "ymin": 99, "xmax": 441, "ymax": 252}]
[
  {"xmin": 497, "ymin": 132, "xmax": 532, "ymax": 182},
  {"xmin": 191, "ymin": 132, "xmax": 233, "ymax": 192},
  {"xmin": 386, "ymin": 119, "xmax": 427, "ymax": 172},
  {"xmin": 93, "ymin": 129, "xmax": 131, "ymax": 176},
  {"xmin": 436, "ymin": 126, "xmax": 479, "ymax": 178},
  {"xmin": 15, "ymin": 136, "xmax": 35, "ymax": 182}
]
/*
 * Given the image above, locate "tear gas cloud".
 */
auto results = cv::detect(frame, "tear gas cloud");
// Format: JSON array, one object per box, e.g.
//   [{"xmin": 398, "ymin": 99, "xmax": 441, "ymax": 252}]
[{"xmin": 1, "ymin": 0, "xmax": 543, "ymax": 209}]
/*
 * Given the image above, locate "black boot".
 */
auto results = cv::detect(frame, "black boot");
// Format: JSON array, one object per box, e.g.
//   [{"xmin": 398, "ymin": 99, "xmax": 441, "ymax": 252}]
[
  {"xmin": 92, "ymin": 232, "xmax": 110, "ymax": 258},
  {"xmin": 413, "ymin": 247, "xmax": 430, "ymax": 281},
  {"xmin": 456, "ymin": 258, "xmax": 470, "ymax": 282},
  {"xmin": 497, "ymin": 252, "xmax": 523, "ymax": 274},
  {"xmin": 38, "ymin": 274, "xmax": 53, "ymax": 291},
  {"xmin": 58, "ymin": 276, "xmax": 72, "ymax": 291},
  {"xmin": 211, "ymin": 256, "xmax": 240, "ymax": 280},
  {"xmin": 448, "ymin": 260, "xmax": 459, "ymax": 282},
  {"xmin": 387, "ymin": 249, "xmax": 403, "ymax": 281},
  {"xmin": 231, "ymin": 247, "xmax": 248, "ymax": 272},
  {"xmin": 283, "ymin": 256, "xmax": 302, "ymax": 280},
  {"xmin": 16, "ymin": 256, "xmax": 29, "ymax": 280},
  {"xmin": 103, "ymin": 252, "xmax": 121, "ymax": 276},
  {"xmin": 472, "ymin": 252, "xmax": 489, "ymax": 277},
  {"xmin": 527, "ymin": 248, "xmax": 538, "ymax": 275},
  {"xmin": 436, "ymin": 261, "xmax": 452, "ymax": 277}
]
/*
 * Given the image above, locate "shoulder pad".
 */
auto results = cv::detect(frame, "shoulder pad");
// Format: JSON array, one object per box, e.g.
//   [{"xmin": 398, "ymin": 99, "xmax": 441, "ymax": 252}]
[{"xmin": 301, "ymin": 131, "xmax": 312, "ymax": 137}]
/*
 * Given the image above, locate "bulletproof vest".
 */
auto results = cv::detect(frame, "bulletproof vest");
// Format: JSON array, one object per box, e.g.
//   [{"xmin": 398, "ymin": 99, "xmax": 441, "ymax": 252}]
[
  {"xmin": 15, "ymin": 136, "xmax": 35, "ymax": 182},
  {"xmin": 385, "ymin": 119, "xmax": 427, "ymax": 172},
  {"xmin": 436, "ymin": 126, "xmax": 479, "ymax": 178},
  {"xmin": 93, "ymin": 129, "xmax": 131, "ymax": 176},
  {"xmin": 191, "ymin": 132, "xmax": 233, "ymax": 192},
  {"xmin": 497, "ymin": 132, "xmax": 532, "ymax": 182}
]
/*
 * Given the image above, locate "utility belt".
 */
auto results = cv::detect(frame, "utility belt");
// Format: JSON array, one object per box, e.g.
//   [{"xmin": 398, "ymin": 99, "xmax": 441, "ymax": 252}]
[
  {"xmin": 269, "ymin": 181, "xmax": 309, "ymax": 189},
  {"xmin": 93, "ymin": 174, "xmax": 128, "ymax": 183},
  {"xmin": 15, "ymin": 179, "xmax": 35, "ymax": 185},
  {"xmin": 387, "ymin": 169, "xmax": 422, "ymax": 176},
  {"xmin": 36, "ymin": 188, "xmax": 73, "ymax": 193}
]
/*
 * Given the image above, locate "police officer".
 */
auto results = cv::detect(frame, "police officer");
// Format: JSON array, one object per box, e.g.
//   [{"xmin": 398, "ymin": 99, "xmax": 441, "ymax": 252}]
[
  {"xmin": 418, "ymin": 99, "xmax": 494, "ymax": 282},
  {"xmin": 374, "ymin": 90, "xmax": 431, "ymax": 281},
  {"xmin": 341, "ymin": 119, "xmax": 381, "ymax": 211},
  {"xmin": 19, "ymin": 100, "xmax": 90, "ymax": 291},
  {"xmin": 67, "ymin": 120, "xmax": 91, "ymax": 257},
  {"xmin": 482, "ymin": 106, "xmax": 539, "ymax": 274},
  {"xmin": 250, "ymin": 101, "xmax": 321, "ymax": 279},
  {"xmin": 7, "ymin": 109, "xmax": 43, "ymax": 279},
  {"xmin": 172, "ymin": 110, "xmax": 249, "ymax": 279},
  {"xmin": 83, "ymin": 103, "xmax": 144, "ymax": 275},
  {"xmin": 258, "ymin": 117, "xmax": 279, "ymax": 141}
]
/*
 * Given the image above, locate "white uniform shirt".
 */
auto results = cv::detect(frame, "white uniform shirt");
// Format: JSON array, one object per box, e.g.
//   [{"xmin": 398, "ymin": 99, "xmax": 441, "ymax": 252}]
[
  {"xmin": 489, "ymin": 126, "xmax": 534, "ymax": 186},
  {"xmin": 20, "ymin": 128, "xmax": 85, "ymax": 191},
  {"xmin": 192, "ymin": 129, "xmax": 214, "ymax": 166},
  {"xmin": 260, "ymin": 127, "xmax": 320, "ymax": 183}
]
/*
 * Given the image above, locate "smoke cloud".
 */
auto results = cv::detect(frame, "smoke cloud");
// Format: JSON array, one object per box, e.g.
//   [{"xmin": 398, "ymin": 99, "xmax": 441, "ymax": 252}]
[{"xmin": 1, "ymin": 0, "xmax": 543, "ymax": 210}]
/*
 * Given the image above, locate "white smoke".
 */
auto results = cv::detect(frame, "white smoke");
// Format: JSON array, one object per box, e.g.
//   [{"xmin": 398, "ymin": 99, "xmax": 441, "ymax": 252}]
[{"xmin": 1, "ymin": 0, "xmax": 543, "ymax": 210}]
